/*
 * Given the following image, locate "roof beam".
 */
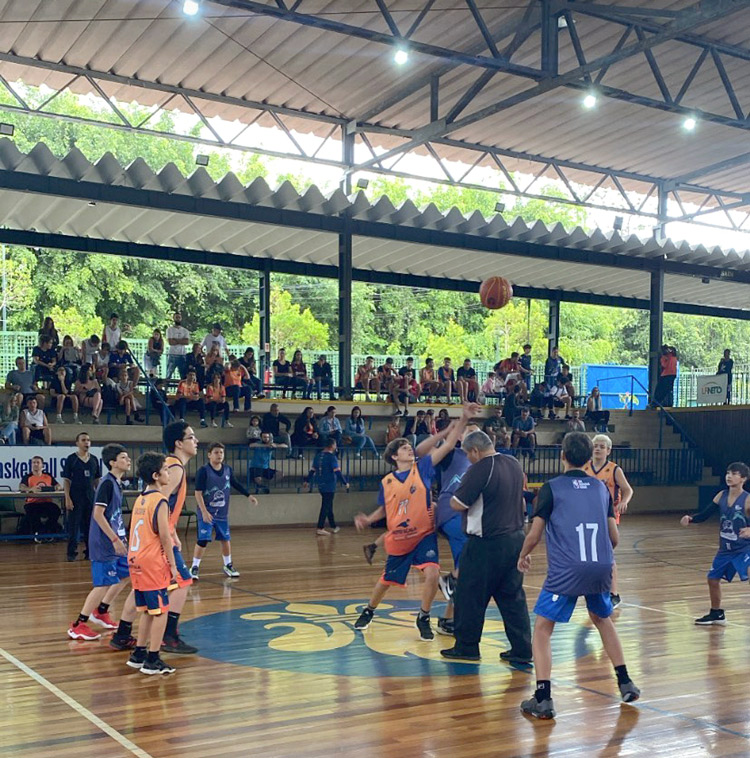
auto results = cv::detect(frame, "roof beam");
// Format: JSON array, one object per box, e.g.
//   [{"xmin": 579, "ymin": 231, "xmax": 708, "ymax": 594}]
[{"xmin": 670, "ymin": 151, "xmax": 750, "ymax": 186}]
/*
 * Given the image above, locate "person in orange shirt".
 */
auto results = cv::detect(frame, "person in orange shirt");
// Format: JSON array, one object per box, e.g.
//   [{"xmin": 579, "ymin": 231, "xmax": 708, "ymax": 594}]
[
  {"xmin": 583, "ymin": 434, "xmax": 634, "ymax": 609},
  {"xmin": 126, "ymin": 451, "xmax": 178, "ymax": 675},
  {"xmin": 224, "ymin": 359, "xmax": 252, "ymax": 412},
  {"xmin": 174, "ymin": 369, "xmax": 207, "ymax": 428},
  {"xmin": 354, "ymin": 403, "xmax": 480, "ymax": 640},
  {"xmin": 206, "ymin": 374, "xmax": 231, "ymax": 428}
]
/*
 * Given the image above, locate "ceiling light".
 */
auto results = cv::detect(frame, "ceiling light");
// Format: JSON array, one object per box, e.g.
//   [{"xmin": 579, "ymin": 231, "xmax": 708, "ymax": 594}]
[
  {"xmin": 356, "ymin": 178, "xmax": 370, "ymax": 190},
  {"xmin": 582, "ymin": 93, "xmax": 597, "ymax": 109},
  {"xmin": 0, "ymin": 123, "xmax": 14, "ymax": 136},
  {"xmin": 683, "ymin": 116, "xmax": 697, "ymax": 132},
  {"xmin": 182, "ymin": 0, "xmax": 200, "ymax": 16},
  {"xmin": 196, "ymin": 154, "xmax": 210, "ymax": 167},
  {"xmin": 394, "ymin": 47, "xmax": 409, "ymax": 66}
]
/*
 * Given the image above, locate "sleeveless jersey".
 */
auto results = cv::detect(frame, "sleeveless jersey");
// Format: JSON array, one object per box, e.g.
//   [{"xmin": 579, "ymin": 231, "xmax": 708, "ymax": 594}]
[
  {"xmin": 382, "ymin": 463, "xmax": 434, "ymax": 556},
  {"xmin": 544, "ymin": 475, "xmax": 614, "ymax": 596},
  {"xmin": 198, "ymin": 463, "xmax": 232, "ymax": 520},
  {"xmin": 128, "ymin": 489, "xmax": 170, "ymax": 591},
  {"xmin": 88, "ymin": 473, "xmax": 124, "ymax": 562},
  {"xmin": 718, "ymin": 489, "xmax": 750, "ymax": 553},
  {"xmin": 165, "ymin": 454, "xmax": 187, "ymax": 530},
  {"xmin": 436, "ymin": 448, "xmax": 471, "ymax": 528},
  {"xmin": 583, "ymin": 460, "xmax": 621, "ymax": 523}
]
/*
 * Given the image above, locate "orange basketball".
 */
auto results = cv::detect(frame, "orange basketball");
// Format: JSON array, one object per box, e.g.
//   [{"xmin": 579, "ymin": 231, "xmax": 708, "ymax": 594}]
[{"xmin": 479, "ymin": 276, "xmax": 513, "ymax": 309}]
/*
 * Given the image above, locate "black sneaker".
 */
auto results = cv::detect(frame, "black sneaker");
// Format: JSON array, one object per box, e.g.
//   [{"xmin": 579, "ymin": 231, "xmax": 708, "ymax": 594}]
[
  {"xmin": 695, "ymin": 609, "xmax": 726, "ymax": 626},
  {"xmin": 222, "ymin": 563, "xmax": 240, "ymax": 578},
  {"xmin": 161, "ymin": 635, "xmax": 198, "ymax": 654},
  {"xmin": 438, "ymin": 573, "xmax": 457, "ymax": 601},
  {"xmin": 440, "ymin": 646, "xmax": 480, "ymax": 662},
  {"xmin": 110, "ymin": 635, "xmax": 137, "ymax": 651},
  {"xmin": 610, "ymin": 593, "xmax": 622, "ymax": 609},
  {"xmin": 619, "ymin": 681, "xmax": 640, "ymax": 703},
  {"xmin": 363, "ymin": 543, "xmax": 377, "ymax": 565},
  {"xmin": 436, "ymin": 618, "xmax": 454, "ymax": 636},
  {"xmin": 126, "ymin": 649, "xmax": 147, "ymax": 669},
  {"xmin": 416, "ymin": 614, "xmax": 434, "ymax": 641},
  {"xmin": 521, "ymin": 697, "xmax": 556, "ymax": 720},
  {"xmin": 354, "ymin": 607, "xmax": 374, "ymax": 630},
  {"xmin": 500, "ymin": 650, "xmax": 533, "ymax": 670},
  {"xmin": 141, "ymin": 658, "xmax": 176, "ymax": 676}
]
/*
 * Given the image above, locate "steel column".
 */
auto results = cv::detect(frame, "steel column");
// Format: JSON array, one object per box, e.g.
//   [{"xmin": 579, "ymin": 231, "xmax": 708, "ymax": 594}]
[
  {"xmin": 259, "ymin": 264, "xmax": 271, "ymax": 384},
  {"xmin": 649, "ymin": 267, "xmax": 665, "ymax": 399},
  {"xmin": 655, "ymin": 182, "xmax": 668, "ymax": 240},
  {"xmin": 338, "ymin": 213, "xmax": 353, "ymax": 397},
  {"xmin": 548, "ymin": 295, "xmax": 561, "ymax": 357}
]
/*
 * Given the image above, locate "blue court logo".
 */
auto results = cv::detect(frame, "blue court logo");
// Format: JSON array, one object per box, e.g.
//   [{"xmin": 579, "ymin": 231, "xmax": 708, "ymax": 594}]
[{"xmin": 181, "ymin": 599, "xmax": 595, "ymax": 677}]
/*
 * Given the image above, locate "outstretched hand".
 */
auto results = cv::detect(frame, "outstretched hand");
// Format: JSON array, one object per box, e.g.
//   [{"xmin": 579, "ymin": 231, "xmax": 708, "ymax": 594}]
[
  {"xmin": 462, "ymin": 401, "xmax": 482, "ymax": 419},
  {"xmin": 354, "ymin": 513, "xmax": 369, "ymax": 532}
]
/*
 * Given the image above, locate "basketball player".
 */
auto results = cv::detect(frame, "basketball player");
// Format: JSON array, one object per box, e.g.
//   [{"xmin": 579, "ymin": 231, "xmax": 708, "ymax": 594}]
[
  {"xmin": 680, "ymin": 461, "xmax": 750, "ymax": 626},
  {"xmin": 161, "ymin": 420, "xmax": 199, "ymax": 654},
  {"xmin": 518, "ymin": 432, "xmax": 640, "ymax": 719},
  {"xmin": 67, "ymin": 444, "xmax": 135, "ymax": 641},
  {"xmin": 583, "ymin": 434, "xmax": 633, "ymax": 608},
  {"xmin": 353, "ymin": 403, "xmax": 480, "ymax": 640},
  {"xmin": 126, "ymin": 452, "xmax": 178, "ymax": 675}
]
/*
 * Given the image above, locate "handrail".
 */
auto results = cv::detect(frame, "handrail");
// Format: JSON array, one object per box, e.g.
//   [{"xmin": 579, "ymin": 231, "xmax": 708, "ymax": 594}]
[{"xmin": 127, "ymin": 349, "xmax": 174, "ymax": 427}]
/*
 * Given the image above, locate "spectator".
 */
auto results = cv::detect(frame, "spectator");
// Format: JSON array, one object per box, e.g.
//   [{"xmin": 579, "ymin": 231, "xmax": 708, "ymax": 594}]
[
  {"xmin": 94, "ymin": 341, "xmax": 111, "ymax": 382},
  {"xmin": 419, "ymin": 358, "xmax": 441, "ymax": 401},
  {"xmin": 75, "ymin": 365, "xmax": 103, "ymax": 424},
  {"xmin": 436, "ymin": 407, "xmax": 451, "ymax": 431},
  {"xmin": 503, "ymin": 384, "xmax": 522, "ymax": 425},
  {"xmin": 39, "ymin": 316, "xmax": 60, "ymax": 349},
  {"xmin": 484, "ymin": 406, "xmax": 511, "ymax": 449},
  {"xmin": 224, "ymin": 359, "xmax": 251, "ymax": 412},
  {"xmin": 166, "ymin": 312, "xmax": 190, "ymax": 380},
  {"xmin": 456, "ymin": 358, "xmax": 479, "ymax": 403},
  {"xmin": 479, "ymin": 371, "xmax": 504, "ymax": 404},
  {"xmin": 204, "ymin": 345, "xmax": 225, "ymax": 386},
  {"xmin": 262, "ymin": 403, "xmax": 293, "ymax": 452},
  {"xmin": 239, "ymin": 347, "xmax": 263, "ymax": 397},
  {"xmin": 186, "ymin": 342, "xmax": 206, "ymax": 387},
  {"xmin": 115, "ymin": 366, "xmax": 143, "ymax": 425},
  {"xmin": 319, "ymin": 406, "xmax": 342, "ymax": 445},
  {"xmin": 559, "ymin": 364, "xmax": 576, "ymax": 405},
  {"xmin": 206, "ymin": 374, "xmax": 231, "ymax": 428},
  {"xmin": 144, "ymin": 328, "xmax": 164, "ymax": 376},
  {"xmin": 6, "ymin": 356, "xmax": 44, "ymax": 409},
  {"xmin": 498, "ymin": 352, "xmax": 522, "ymax": 383},
  {"xmin": 102, "ymin": 313, "xmax": 121, "ymax": 348},
  {"xmin": 653, "ymin": 344, "xmax": 678, "ymax": 407},
  {"xmin": 174, "ymin": 369, "xmax": 208, "ymax": 427},
  {"xmin": 246, "ymin": 414, "xmax": 262, "ymax": 444},
  {"xmin": 249, "ymin": 432, "xmax": 284, "ymax": 494},
  {"xmin": 291, "ymin": 350, "xmax": 314, "ymax": 400},
  {"xmin": 424, "ymin": 409, "xmax": 437, "ymax": 436},
  {"xmin": 391, "ymin": 370, "xmax": 419, "ymax": 416},
  {"xmin": 345, "ymin": 406, "xmax": 378, "ymax": 458},
  {"xmin": 20, "ymin": 456, "xmax": 63, "ymax": 535},
  {"xmin": 355, "ymin": 357, "xmax": 380, "ymax": 402},
  {"xmin": 385, "ymin": 416, "xmax": 401, "ymax": 444},
  {"xmin": 438, "ymin": 357, "xmax": 456, "ymax": 404},
  {"xmin": 304, "ymin": 439, "xmax": 349, "ymax": 536},
  {"xmin": 544, "ymin": 346, "xmax": 564, "ymax": 387},
  {"xmin": 81, "ymin": 334, "xmax": 101, "ymax": 366},
  {"xmin": 201, "ymin": 322, "xmax": 229, "ymax": 359},
  {"xmin": 273, "ymin": 348, "xmax": 294, "ymax": 398},
  {"xmin": 585, "ymin": 386, "xmax": 610, "ymax": 432},
  {"xmin": 549, "ymin": 378, "xmax": 572, "ymax": 419},
  {"xmin": 62, "ymin": 432, "xmax": 101, "ymax": 562},
  {"xmin": 529, "ymin": 381, "xmax": 552, "ymax": 419},
  {"xmin": 404, "ymin": 409, "xmax": 431, "ymax": 448},
  {"xmin": 292, "ymin": 407, "xmax": 320, "ymax": 455},
  {"xmin": 148, "ymin": 377, "xmax": 171, "ymax": 426},
  {"xmin": 0, "ymin": 392, "xmax": 20, "ymax": 444},
  {"xmin": 20, "ymin": 397, "xmax": 51, "ymax": 445},
  {"xmin": 32, "ymin": 335, "xmax": 57, "ymax": 385},
  {"xmin": 57, "ymin": 335, "xmax": 82, "ymax": 384},
  {"xmin": 377, "ymin": 358, "xmax": 397, "ymax": 398},
  {"xmin": 398, "ymin": 357, "xmax": 415, "ymax": 379},
  {"xmin": 519, "ymin": 344, "xmax": 533, "ymax": 391},
  {"xmin": 512, "ymin": 407, "xmax": 537, "ymax": 457},
  {"xmin": 567, "ymin": 407, "xmax": 586, "ymax": 433},
  {"xmin": 50, "ymin": 366, "xmax": 81, "ymax": 424},
  {"xmin": 312, "ymin": 354, "xmax": 335, "ymax": 401},
  {"xmin": 109, "ymin": 340, "xmax": 139, "ymax": 385},
  {"xmin": 717, "ymin": 348, "xmax": 733, "ymax": 405}
]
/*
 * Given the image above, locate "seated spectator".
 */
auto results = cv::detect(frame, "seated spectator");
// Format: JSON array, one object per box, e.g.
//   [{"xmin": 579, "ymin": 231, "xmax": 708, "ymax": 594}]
[
  {"xmin": 50, "ymin": 366, "xmax": 81, "ymax": 424},
  {"xmin": 566, "ymin": 407, "xmax": 586, "ymax": 433},
  {"xmin": 391, "ymin": 370, "xmax": 419, "ymax": 416},
  {"xmin": 319, "ymin": 405, "xmax": 342, "ymax": 445},
  {"xmin": 437, "ymin": 357, "xmax": 456, "ymax": 404},
  {"xmin": 503, "ymin": 384, "xmax": 522, "ymax": 425},
  {"xmin": 102, "ymin": 313, "xmax": 121, "ymax": 348},
  {"xmin": 292, "ymin": 407, "xmax": 320, "ymax": 455},
  {"xmin": 419, "ymin": 358, "xmax": 441, "ymax": 400},
  {"xmin": 186, "ymin": 342, "xmax": 206, "ymax": 388},
  {"xmin": 484, "ymin": 406, "xmax": 511, "ymax": 449},
  {"xmin": 80, "ymin": 334, "xmax": 101, "ymax": 367},
  {"xmin": 94, "ymin": 341, "xmax": 111, "ymax": 382},
  {"xmin": 32, "ymin": 335, "xmax": 57, "ymax": 385},
  {"xmin": 559, "ymin": 364, "xmax": 576, "ymax": 404},
  {"xmin": 291, "ymin": 350, "xmax": 314, "ymax": 399},
  {"xmin": 512, "ymin": 407, "xmax": 537, "ymax": 457},
  {"xmin": 585, "ymin": 386, "xmax": 610, "ymax": 432},
  {"xmin": 312, "ymin": 354, "xmax": 335, "ymax": 401},
  {"xmin": 246, "ymin": 414, "xmax": 262, "ymax": 444},
  {"xmin": 404, "ymin": 409, "xmax": 431, "ymax": 448},
  {"xmin": 57, "ymin": 335, "xmax": 82, "ymax": 384},
  {"xmin": 144, "ymin": 328, "xmax": 164, "ymax": 376},
  {"xmin": 385, "ymin": 416, "xmax": 402, "ymax": 444},
  {"xmin": 544, "ymin": 346, "xmax": 564, "ymax": 387},
  {"xmin": 39, "ymin": 316, "xmax": 60, "ymax": 350},
  {"xmin": 21, "ymin": 397, "xmax": 51, "ymax": 445},
  {"xmin": 115, "ymin": 365, "xmax": 143, "ymax": 425},
  {"xmin": 77, "ymin": 365, "xmax": 103, "ymax": 425},
  {"xmin": 239, "ymin": 347, "xmax": 263, "ymax": 397},
  {"xmin": 435, "ymin": 407, "xmax": 451, "ymax": 431},
  {"xmin": 424, "ymin": 409, "xmax": 437, "ymax": 436},
  {"xmin": 529, "ymin": 381, "xmax": 552, "ymax": 419},
  {"xmin": 355, "ymin": 357, "xmax": 380, "ymax": 401},
  {"xmin": 109, "ymin": 340, "xmax": 139, "ymax": 385},
  {"xmin": 262, "ymin": 403, "xmax": 293, "ymax": 452},
  {"xmin": 206, "ymin": 374, "xmax": 231, "ymax": 428},
  {"xmin": 345, "ymin": 406, "xmax": 378, "ymax": 457},
  {"xmin": 174, "ymin": 369, "xmax": 208, "ymax": 428},
  {"xmin": 479, "ymin": 371, "xmax": 505, "ymax": 403},
  {"xmin": 378, "ymin": 358, "xmax": 397, "ymax": 397},
  {"xmin": 249, "ymin": 432, "xmax": 285, "ymax": 494},
  {"xmin": 549, "ymin": 378, "xmax": 572, "ymax": 419},
  {"xmin": 456, "ymin": 358, "xmax": 479, "ymax": 403},
  {"xmin": 0, "ymin": 392, "xmax": 20, "ymax": 445},
  {"xmin": 224, "ymin": 359, "xmax": 252, "ymax": 412},
  {"xmin": 398, "ymin": 357, "xmax": 415, "ymax": 379},
  {"xmin": 204, "ymin": 345, "xmax": 225, "ymax": 386},
  {"xmin": 20, "ymin": 456, "xmax": 62, "ymax": 534},
  {"xmin": 499, "ymin": 351, "xmax": 523, "ymax": 382},
  {"xmin": 6, "ymin": 356, "xmax": 44, "ymax": 409},
  {"xmin": 273, "ymin": 348, "xmax": 294, "ymax": 398},
  {"xmin": 201, "ymin": 322, "xmax": 229, "ymax": 359}
]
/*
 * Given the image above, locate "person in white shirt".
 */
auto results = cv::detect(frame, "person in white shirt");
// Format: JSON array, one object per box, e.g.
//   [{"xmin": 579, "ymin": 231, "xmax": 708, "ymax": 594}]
[
  {"xmin": 21, "ymin": 397, "xmax": 51, "ymax": 445},
  {"xmin": 201, "ymin": 323, "xmax": 229, "ymax": 359},
  {"xmin": 166, "ymin": 312, "xmax": 191, "ymax": 380},
  {"xmin": 81, "ymin": 334, "xmax": 101, "ymax": 366},
  {"xmin": 102, "ymin": 314, "xmax": 121, "ymax": 348}
]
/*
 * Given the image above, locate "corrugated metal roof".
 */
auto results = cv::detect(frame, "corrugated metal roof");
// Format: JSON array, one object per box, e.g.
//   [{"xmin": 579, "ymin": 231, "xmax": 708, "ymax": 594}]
[{"xmin": 0, "ymin": 137, "xmax": 748, "ymax": 312}]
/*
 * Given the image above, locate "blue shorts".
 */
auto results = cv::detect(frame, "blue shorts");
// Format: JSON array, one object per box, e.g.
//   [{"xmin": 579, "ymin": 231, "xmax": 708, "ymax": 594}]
[
  {"xmin": 534, "ymin": 588, "xmax": 613, "ymax": 623},
  {"xmin": 134, "ymin": 588, "xmax": 169, "ymax": 615},
  {"xmin": 197, "ymin": 516, "xmax": 230, "ymax": 543},
  {"xmin": 438, "ymin": 514, "xmax": 467, "ymax": 569},
  {"xmin": 707, "ymin": 550, "xmax": 750, "ymax": 582},
  {"xmin": 382, "ymin": 533, "xmax": 439, "ymax": 587},
  {"xmin": 173, "ymin": 545, "xmax": 193, "ymax": 588},
  {"xmin": 91, "ymin": 556, "xmax": 130, "ymax": 587}
]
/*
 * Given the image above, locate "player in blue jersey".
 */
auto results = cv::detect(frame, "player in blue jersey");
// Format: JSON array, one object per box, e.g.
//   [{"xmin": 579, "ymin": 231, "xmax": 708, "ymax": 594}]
[
  {"xmin": 304, "ymin": 438, "xmax": 349, "ymax": 535},
  {"xmin": 67, "ymin": 444, "xmax": 135, "ymax": 641},
  {"xmin": 191, "ymin": 441, "xmax": 258, "ymax": 580},
  {"xmin": 680, "ymin": 461, "xmax": 750, "ymax": 626},
  {"xmin": 517, "ymin": 432, "xmax": 640, "ymax": 719}
]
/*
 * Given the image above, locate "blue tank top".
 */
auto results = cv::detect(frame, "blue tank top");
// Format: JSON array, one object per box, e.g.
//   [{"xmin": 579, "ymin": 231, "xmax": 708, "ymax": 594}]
[
  {"xmin": 198, "ymin": 463, "xmax": 232, "ymax": 520},
  {"xmin": 88, "ymin": 472, "xmax": 124, "ymax": 562},
  {"xmin": 718, "ymin": 490, "xmax": 750, "ymax": 553},
  {"xmin": 436, "ymin": 448, "xmax": 471, "ymax": 527},
  {"xmin": 543, "ymin": 475, "xmax": 614, "ymax": 596}
]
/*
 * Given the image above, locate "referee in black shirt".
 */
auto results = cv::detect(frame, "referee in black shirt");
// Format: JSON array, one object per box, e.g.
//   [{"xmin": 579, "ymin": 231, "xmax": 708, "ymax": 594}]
[
  {"xmin": 62, "ymin": 432, "xmax": 101, "ymax": 561},
  {"xmin": 440, "ymin": 430, "xmax": 532, "ymax": 665}
]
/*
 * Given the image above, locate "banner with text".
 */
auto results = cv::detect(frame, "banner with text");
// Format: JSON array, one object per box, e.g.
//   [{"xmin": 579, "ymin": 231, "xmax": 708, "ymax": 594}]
[
  {"xmin": 696, "ymin": 374, "xmax": 728, "ymax": 405},
  {"xmin": 0, "ymin": 447, "xmax": 103, "ymax": 490}
]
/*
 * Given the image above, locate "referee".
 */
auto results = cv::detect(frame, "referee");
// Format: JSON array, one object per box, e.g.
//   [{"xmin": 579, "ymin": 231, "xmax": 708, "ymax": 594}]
[{"xmin": 440, "ymin": 430, "xmax": 532, "ymax": 665}]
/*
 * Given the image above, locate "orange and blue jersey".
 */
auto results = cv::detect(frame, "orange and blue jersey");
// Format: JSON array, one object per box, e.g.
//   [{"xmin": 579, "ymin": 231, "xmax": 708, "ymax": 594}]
[
  {"xmin": 165, "ymin": 454, "xmax": 187, "ymax": 531},
  {"xmin": 128, "ymin": 489, "xmax": 171, "ymax": 592},
  {"xmin": 583, "ymin": 459, "xmax": 621, "ymax": 523}
]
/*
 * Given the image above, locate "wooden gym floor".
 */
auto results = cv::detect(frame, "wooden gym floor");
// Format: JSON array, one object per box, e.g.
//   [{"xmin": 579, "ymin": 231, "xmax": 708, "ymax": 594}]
[{"xmin": 1, "ymin": 514, "xmax": 748, "ymax": 758}]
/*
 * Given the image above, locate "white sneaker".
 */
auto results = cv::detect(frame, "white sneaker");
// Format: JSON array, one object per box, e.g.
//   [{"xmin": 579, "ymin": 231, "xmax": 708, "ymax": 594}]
[
  {"xmin": 211, "ymin": 420, "xmax": 218, "ymax": 428},
  {"xmin": 224, "ymin": 421, "xmax": 234, "ymax": 428},
  {"xmin": 332, "ymin": 527, "xmax": 340, "ymax": 533},
  {"xmin": 316, "ymin": 529, "xmax": 330, "ymax": 536},
  {"xmin": 56, "ymin": 415, "xmax": 65, "ymax": 424},
  {"xmin": 74, "ymin": 415, "xmax": 82, "ymax": 425}
]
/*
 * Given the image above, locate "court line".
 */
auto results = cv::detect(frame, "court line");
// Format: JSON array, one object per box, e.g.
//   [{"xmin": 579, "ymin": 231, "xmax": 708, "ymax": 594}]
[{"xmin": 0, "ymin": 646, "xmax": 155, "ymax": 758}]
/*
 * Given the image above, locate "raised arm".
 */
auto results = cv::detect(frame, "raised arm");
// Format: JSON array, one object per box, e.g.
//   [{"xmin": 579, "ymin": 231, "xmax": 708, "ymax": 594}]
[
  {"xmin": 430, "ymin": 403, "xmax": 481, "ymax": 466},
  {"xmin": 414, "ymin": 421, "xmax": 455, "ymax": 458}
]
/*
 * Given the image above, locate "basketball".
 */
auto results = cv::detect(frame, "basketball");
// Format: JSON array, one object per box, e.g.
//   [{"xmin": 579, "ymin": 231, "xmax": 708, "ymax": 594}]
[{"xmin": 479, "ymin": 276, "xmax": 513, "ymax": 309}]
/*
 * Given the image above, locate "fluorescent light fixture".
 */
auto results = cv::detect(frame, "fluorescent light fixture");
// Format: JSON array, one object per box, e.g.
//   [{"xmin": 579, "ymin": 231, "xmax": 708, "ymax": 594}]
[
  {"xmin": 683, "ymin": 116, "xmax": 697, "ymax": 131},
  {"xmin": 0, "ymin": 123, "xmax": 14, "ymax": 136},
  {"xmin": 183, "ymin": 0, "xmax": 200, "ymax": 16},
  {"xmin": 195, "ymin": 154, "xmax": 210, "ymax": 167},
  {"xmin": 582, "ymin": 93, "xmax": 597, "ymax": 109},
  {"xmin": 394, "ymin": 48, "xmax": 409, "ymax": 65}
]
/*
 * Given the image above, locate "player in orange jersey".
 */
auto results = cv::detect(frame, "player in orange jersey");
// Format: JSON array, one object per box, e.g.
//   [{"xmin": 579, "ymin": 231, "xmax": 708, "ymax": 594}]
[
  {"xmin": 354, "ymin": 403, "xmax": 480, "ymax": 640},
  {"xmin": 583, "ymin": 433, "xmax": 633, "ymax": 609},
  {"xmin": 126, "ymin": 452, "xmax": 178, "ymax": 675}
]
